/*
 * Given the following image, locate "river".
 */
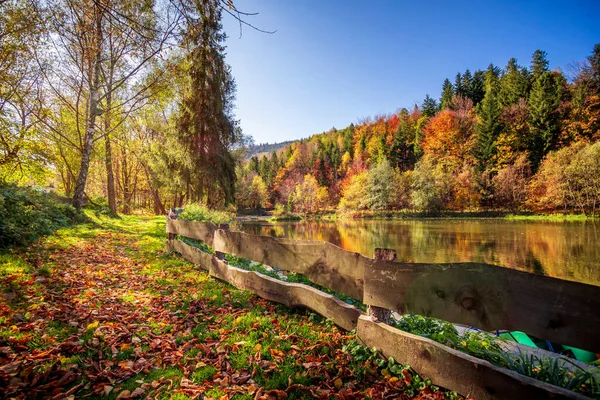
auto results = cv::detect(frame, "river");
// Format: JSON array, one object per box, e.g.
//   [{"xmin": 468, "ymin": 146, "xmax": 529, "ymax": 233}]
[{"xmin": 241, "ymin": 219, "xmax": 600, "ymax": 286}]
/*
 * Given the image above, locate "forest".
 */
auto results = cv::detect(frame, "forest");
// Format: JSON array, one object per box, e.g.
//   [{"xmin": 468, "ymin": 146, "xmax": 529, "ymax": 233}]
[
  {"xmin": 1, "ymin": 0, "xmax": 250, "ymax": 216},
  {"xmin": 240, "ymin": 47, "xmax": 600, "ymax": 216},
  {"xmin": 1, "ymin": 0, "xmax": 600, "ymax": 217}
]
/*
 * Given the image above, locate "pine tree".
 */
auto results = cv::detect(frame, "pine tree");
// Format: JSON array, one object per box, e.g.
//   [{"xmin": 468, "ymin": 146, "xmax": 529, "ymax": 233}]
[
  {"xmin": 469, "ymin": 70, "xmax": 486, "ymax": 105},
  {"xmin": 454, "ymin": 72, "xmax": 463, "ymax": 97},
  {"xmin": 461, "ymin": 69, "xmax": 473, "ymax": 99},
  {"xmin": 440, "ymin": 79, "xmax": 454, "ymax": 110},
  {"xmin": 530, "ymin": 49, "xmax": 549, "ymax": 83},
  {"xmin": 528, "ymin": 71, "xmax": 563, "ymax": 169},
  {"xmin": 499, "ymin": 58, "xmax": 530, "ymax": 106},
  {"xmin": 178, "ymin": 0, "xmax": 241, "ymax": 205},
  {"xmin": 476, "ymin": 65, "xmax": 502, "ymax": 170},
  {"xmin": 421, "ymin": 94, "xmax": 438, "ymax": 117}
]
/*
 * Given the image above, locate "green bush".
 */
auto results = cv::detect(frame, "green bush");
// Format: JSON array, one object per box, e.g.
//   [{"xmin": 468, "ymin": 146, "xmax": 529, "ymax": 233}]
[
  {"xmin": 179, "ymin": 204, "xmax": 235, "ymax": 226},
  {"xmin": 0, "ymin": 183, "xmax": 82, "ymax": 248}
]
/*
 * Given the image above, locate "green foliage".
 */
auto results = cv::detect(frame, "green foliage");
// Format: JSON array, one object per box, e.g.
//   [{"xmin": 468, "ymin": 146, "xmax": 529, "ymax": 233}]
[
  {"xmin": 440, "ymin": 79, "xmax": 454, "ymax": 110},
  {"xmin": 410, "ymin": 160, "xmax": 444, "ymax": 212},
  {"xmin": 421, "ymin": 95, "xmax": 438, "ymax": 117},
  {"xmin": 528, "ymin": 71, "xmax": 563, "ymax": 168},
  {"xmin": 393, "ymin": 314, "xmax": 599, "ymax": 396},
  {"xmin": 476, "ymin": 65, "xmax": 502, "ymax": 169},
  {"xmin": 366, "ymin": 158, "xmax": 396, "ymax": 210},
  {"xmin": 179, "ymin": 204, "xmax": 235, "ymax": 225},
  {"xmin": 0, "ymin": 183, "xmax": 81, "ymax": 247}
]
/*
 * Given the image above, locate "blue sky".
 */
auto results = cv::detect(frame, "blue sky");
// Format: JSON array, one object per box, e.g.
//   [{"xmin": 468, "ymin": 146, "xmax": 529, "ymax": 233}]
[{"xmin": 222, "ymin": 0, "xmax": 600, "ymax": 144}]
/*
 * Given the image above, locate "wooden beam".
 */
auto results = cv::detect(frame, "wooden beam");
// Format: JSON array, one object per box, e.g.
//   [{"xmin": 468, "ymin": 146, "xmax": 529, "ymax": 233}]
[
  {"xmin": 167, "ymin": 239, "xmax": 213, "ymax": 271},
  {"xmin": 210, "ymin": 257, "xmax": 362, "ymax": 331},
  {"xmin": 363, "ymin": 261, "xmax": 600, "ymax": 353},
  {"xmin": 357, "ymin": 316, "xmax": 588, "ymax": 400},
  {"xmin": 367, "ymin": 248, "xmax": 396, "ymax": 324},
  {"xmin": 166, "ymin": 219, "xmax": 216, "ymax": 246},
  {"xmin": 212, "ymin": 229, "xmax": 368, "ymax": 301}
]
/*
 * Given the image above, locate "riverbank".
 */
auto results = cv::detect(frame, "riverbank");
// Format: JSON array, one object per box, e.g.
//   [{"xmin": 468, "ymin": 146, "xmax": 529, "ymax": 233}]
[{"xmin": 239, "ymin": 209, "xmax": 597, "ymax": 223}]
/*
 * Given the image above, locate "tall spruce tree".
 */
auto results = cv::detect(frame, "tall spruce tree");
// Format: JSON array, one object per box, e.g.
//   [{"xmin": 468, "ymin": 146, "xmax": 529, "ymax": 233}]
[
  {"xmin": 178, "ymin": 0, "xmax": 241, "ymax": 205},
  {"xmin": 499, "ymin": 58, "xmax": 530, "ymax": 106},
  {"xmin": 461, "ymin": 69, "xmax": 473, "ymax": 98},
  {"xmin": 440, "ymin": 79, "xmax": 454, "ymax": 109},
  {"xmin": 470, "ymin": 70, "xmax": 486, "ymax": 105},
  {"xmin": 528, "ymin": 71, "xmax": 563, "ymax": 169},
  {"xmin": 454, "ymin": 72, "xmax": 464, "ymax": 97},
  {"xmin": 421, "ymin": 94, "xmax": 438, "ymax": 117},
  {"xmin": 476, "ymin": 64, "xmax": 502, "ymax": 170},
  {"xmin": 530, "ymin": 49, "xmax": 550, "ymax": 83}
]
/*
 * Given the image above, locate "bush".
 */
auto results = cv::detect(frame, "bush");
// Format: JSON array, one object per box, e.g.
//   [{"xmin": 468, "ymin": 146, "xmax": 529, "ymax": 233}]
[
  {"xmin": 0, "ymin": 183, "xmax": 82, "ymax": 248},
  {"xmin": 179, "ymin": 203, "xmax": 235, "ymax": 226}
]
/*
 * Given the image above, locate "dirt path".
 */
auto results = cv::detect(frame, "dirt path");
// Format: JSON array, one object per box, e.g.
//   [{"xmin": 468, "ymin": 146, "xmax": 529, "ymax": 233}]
[{"xmin": 0, "ymin": 216, "xmax": 451, "ymax": 399}]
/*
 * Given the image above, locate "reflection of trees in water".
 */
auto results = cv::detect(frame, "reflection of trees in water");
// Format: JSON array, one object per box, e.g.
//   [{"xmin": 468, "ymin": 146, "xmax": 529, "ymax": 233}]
[{"xmin": 241, "ymin": 220, "xmax": 600, "ymax": 286}]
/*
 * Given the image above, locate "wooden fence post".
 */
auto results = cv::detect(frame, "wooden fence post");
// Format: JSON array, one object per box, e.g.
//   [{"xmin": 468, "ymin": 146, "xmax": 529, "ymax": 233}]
[
  {"xmin": 167, "ymin": 208, "xmax": 177, "ymax": 241},
  {"xmin": 215, "ymin": 223, "xmax": 230, "ymax": 261},
  {"xmin": 367, "ymin": 248, "xmax": 396, "ymax": 324}
]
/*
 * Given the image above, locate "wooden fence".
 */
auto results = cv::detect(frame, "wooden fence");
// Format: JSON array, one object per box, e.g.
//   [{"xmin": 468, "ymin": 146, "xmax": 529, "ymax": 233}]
[{"xmin": 166, "ymin": 216, "xmax": 600, "ymax": 400}]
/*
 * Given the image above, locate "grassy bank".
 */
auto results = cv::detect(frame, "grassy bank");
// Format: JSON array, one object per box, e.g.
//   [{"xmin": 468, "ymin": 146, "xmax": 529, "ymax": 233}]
[
  {"xmin": 253, "ymin": 209, "xmax": 597, "ymax": 223},
  {"xmin": 0, "ymin": 212, "xmax": 458, "ymax": 399}
]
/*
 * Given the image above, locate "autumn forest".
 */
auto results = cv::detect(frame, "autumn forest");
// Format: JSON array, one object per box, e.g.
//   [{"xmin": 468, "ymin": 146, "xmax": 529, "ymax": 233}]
[{"xmin": 240, "ymin": 47, "xmax": 600, "ymax": 216}]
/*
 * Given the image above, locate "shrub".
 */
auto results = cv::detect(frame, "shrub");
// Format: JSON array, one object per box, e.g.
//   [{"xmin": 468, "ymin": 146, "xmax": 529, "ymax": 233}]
[
  {"xmin": 179, "ymin": 203, "xmax": 235, "ymax": 226},
  {"xmin": 0, "ymin": 183, "xmax": 82, "ymax": 248}
]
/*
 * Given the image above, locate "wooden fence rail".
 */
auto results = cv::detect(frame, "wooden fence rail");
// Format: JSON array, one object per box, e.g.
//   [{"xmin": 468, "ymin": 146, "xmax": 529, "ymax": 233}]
[{"xmin": 166, "ymin": 215, "xmax": 600, "ymax": 400}]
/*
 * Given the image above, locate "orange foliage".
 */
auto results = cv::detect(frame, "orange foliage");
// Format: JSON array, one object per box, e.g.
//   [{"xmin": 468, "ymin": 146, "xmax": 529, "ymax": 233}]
[{"xmin": 422, "ymin": 110, "xmax": 476, "ymax": 169}]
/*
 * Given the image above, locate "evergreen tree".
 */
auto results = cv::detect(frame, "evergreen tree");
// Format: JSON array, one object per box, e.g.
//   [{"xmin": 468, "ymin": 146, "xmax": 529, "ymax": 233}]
[
  {"xmin": 470, "ymin": 70, "xmax": 486, "ymax": 105},
  {"xmin": 454, "ymin": 72, "xmax": 464, "ymax": 97},
  {"xmin": 178, "ymin": 0, "xmax": 241, "ymax": 205},
  {"xmin": 528, "ymin": 71, "xmax": 563, "ymax": 169},
  {"xmin": 476, "ymin": 65, "xmax": 502, "ymax": 170},
  {"xmin": 530, "ymin": 49, "xmax": 550, "ymax": 83},
  {"xmin": 587, "ymin": 43, "xmax": 600, "ymax": 95},
  {"xmin": 440, "ymin": 79, "xmax": 454, "ymax": 110},
  {"xmin": 499, "ymin": 58, "xmax": 530, "ymax": 106},
  {"xmin": 421, "ymin": 94, "xmax": 438, "ymax": 117},
  {"xmin": 461, "ymin": 69, "xmax": 473, "ymax": 98}
]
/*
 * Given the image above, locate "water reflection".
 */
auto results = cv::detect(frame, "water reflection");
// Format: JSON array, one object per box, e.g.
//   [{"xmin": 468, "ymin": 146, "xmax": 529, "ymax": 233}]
[{"xmin": 241, "ymin": 219, "xmax": 600, "ymax": 286}]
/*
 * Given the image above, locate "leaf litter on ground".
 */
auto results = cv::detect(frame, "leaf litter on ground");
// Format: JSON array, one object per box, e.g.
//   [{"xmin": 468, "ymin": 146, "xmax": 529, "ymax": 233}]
[{"xmin": 0, "ymin": 214, "xmax": 463, "ymax": 399}]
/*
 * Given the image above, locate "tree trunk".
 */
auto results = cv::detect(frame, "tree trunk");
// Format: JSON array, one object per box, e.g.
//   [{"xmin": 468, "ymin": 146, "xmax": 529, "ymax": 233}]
[
  {"xmin": 72, "ymin": 6, "xmax": 103, "ymax": 210},
  {"xmin": 104, "ymin": 90, "xmax": 117, "ymax": 214}
]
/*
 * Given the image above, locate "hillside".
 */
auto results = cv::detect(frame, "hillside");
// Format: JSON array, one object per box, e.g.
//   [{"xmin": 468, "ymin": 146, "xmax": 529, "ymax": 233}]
[
  {"xmin": 246, "ymin": 140, "xmax": 296, "ymax": 158},
  {"xmin": 238, "ymin": 46, "xmax": 600, "ymax": 216}
]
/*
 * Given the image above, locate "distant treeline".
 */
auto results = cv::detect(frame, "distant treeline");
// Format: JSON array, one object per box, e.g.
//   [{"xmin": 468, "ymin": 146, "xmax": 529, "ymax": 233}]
[
  {"xmin": 246, "ymin": 141, "xmax": 296, "ymax": 159},
  {"xmin": 238, "ymin": 46, "xmax": 600, "ymax": 215}
]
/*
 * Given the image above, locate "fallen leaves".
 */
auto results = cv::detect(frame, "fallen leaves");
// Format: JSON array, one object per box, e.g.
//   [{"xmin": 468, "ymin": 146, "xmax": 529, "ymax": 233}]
[{"xmin": 0, "ymin": 219, "xmax": 457, "ymax": 400}]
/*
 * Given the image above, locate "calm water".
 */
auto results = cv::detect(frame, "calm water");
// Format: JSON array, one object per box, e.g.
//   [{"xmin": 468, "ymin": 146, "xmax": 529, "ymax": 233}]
[{"xmin": 241, "ymin": 219, "xmax": 600, "ymax": 286}]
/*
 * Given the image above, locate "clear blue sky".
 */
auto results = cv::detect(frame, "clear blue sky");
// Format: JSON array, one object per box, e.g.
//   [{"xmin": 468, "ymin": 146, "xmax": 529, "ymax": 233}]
[{"xmin": 222, "ymin": 0, "xmax": 600, "ymax": 144}]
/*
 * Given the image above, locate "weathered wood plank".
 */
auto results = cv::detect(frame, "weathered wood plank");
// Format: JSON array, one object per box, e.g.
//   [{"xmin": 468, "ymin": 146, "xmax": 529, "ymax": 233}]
[
  {"xmin": 212, "ymin": 229, "xmax": 369, "ymax": 301},
  {"xmin": 364, "ymin": 261, "xmax": 600, "ymax": 353},
  {"xmin": 357, "ymin": 316, "xmax": 587, "ymax": 400},
  {"xmin": 210, "ymin": 257, "xmax": 362, "ymax": 331},
  {"xmin": 167, "ymin": 239, "xmax": 213, "ymax": 271},
  {"xmin": 166, "ymin": 219, "xmax": 216, "ymax": 246}
]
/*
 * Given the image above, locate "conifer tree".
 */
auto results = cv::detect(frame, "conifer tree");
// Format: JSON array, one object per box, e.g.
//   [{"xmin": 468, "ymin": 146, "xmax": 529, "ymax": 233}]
[
  {"xmin": 530, "ymin": 49, "xmax": 550, "ymax": 83},
  {"xmin": 528, "ymin": 71, "xmax": 563, "ymax": 169},
  {"xmin": 440, "ymin": 79, "xmax": 454, "ymax": 110},
  {"xmin": 454, "ymin": 72, "xmax": 464, "ymax": 97},
  {"xmin": 178, "ymin": 0, "xmax": 241, "ymax": 205},
  {"xmin": 499, "ymin": 58, "xmax": 530, "ymax": 106},
  {"xmin": 421, "ymin": 94, "xmax": 438, "ymax": 117},
  {"xmin": 461, "ymin": 69, "xmax": 473, "ymax": 98},
  {"xmin": 470, "ymin": 70, "xmax": 486, "ymax": 105},
  {"xmin": 476, "ymin": 65, "xmax": 502, "ymax": 170}
]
